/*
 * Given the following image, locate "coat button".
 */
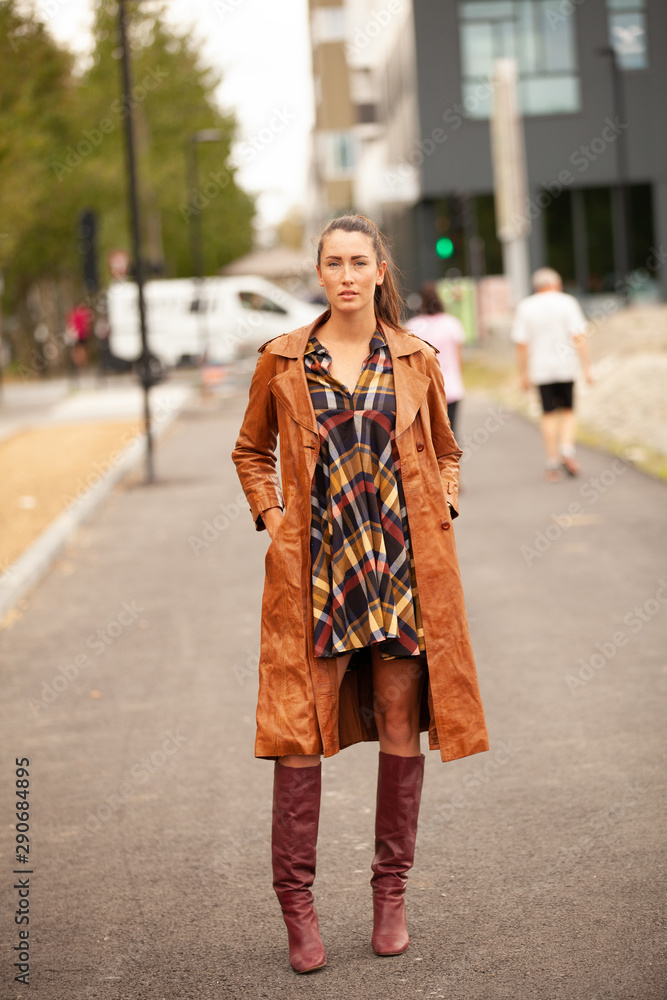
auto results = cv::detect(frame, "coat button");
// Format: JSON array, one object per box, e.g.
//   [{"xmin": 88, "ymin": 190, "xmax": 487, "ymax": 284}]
[
  {"xmin": 441, "ymin": 521, "xmax": 450, "ymax": 530},
  {"xmin": 416, "ymin": 442, "xmax": 425, "ymax": 452}
]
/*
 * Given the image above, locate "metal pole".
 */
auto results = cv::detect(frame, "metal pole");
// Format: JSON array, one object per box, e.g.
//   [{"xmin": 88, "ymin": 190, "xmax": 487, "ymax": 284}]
[
  {"xmin": 187, "ymin": 139, "xmax": 207, "ymax": 361},
  {"xmin": 119, "ymin": 0, "xmax": 154, "ymax": 484},
  {"xmin": 188, "ymin": 139, "xmax": 205, "ymax": 283},
  {"xmin": 600, "ymin": 46, "xmax": 631, "ymax": 297},
  {"xmin": 611, "ymin": 48, "xmax": 631, "ymax": 293}
]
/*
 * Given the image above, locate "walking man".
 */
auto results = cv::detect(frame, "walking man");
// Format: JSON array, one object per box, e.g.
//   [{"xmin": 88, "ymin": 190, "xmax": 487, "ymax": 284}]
[{"xmin": 511, "ymin": 268, "xmax": 592, "ymax": 481}]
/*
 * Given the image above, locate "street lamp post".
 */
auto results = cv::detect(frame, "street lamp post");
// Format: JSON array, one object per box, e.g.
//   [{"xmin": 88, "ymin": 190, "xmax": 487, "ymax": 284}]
[
  {"xmin": 118, "ymin": 0, "xmax": 154, "ymax": 484},
  {"xmin": 599, "ymin": 45, "xmax": 631, "ymax": 298},
  {"xmin": 187, "ymin": 130, "xmax": 223, "ymax": 362}
]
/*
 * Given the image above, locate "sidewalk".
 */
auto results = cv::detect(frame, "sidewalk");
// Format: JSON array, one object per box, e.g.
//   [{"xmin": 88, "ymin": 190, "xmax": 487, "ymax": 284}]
[
  {"xmin": 0, "ymin": 388, "xmax": 665, "ymax": 999},
  {"xmin": 470, "ymin": 303, "xmax": 667, "ymax": 478},
  {"xmin": 0, "ymin": 373, "xmax": 195, "ymax": 613}
]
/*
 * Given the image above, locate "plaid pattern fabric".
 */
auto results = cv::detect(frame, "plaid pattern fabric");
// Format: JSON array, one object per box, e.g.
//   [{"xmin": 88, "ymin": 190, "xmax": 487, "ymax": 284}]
[{"xmin": 305, "ymin": 330, "xmax": 425, "ymax": 660}]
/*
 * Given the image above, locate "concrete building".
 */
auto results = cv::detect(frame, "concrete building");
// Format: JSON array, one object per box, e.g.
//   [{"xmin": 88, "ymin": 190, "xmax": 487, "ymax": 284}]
[
  {"xmin": 307, "ymin": 0, "xmax": 356, "ymax": 225},
  {"xmin": 309, "ymin": 0, "xmax": 667, "ymax": 301}
]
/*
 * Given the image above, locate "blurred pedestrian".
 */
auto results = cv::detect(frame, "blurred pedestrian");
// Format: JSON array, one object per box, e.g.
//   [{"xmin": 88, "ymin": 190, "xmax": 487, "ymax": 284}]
[
  {"xmin": 66, "ymin": 302, "xmax": 94, "ymax": 371},
  {"xmin": 407, "ymin": 282, "xmax": 465, "ymax": 437},
  {"xmin": 233, "ymin": 214, "xmax": 488, "ymax": 974},
  {"xmin": 511, "ymin": 267, "xmax": 592, "ymax": 481}
]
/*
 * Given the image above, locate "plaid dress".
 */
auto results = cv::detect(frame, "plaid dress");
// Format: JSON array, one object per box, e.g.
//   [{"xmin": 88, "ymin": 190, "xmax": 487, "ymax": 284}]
[{"xmin": 305, "ymin": 330, "xmax": 425, "ymax": 660}]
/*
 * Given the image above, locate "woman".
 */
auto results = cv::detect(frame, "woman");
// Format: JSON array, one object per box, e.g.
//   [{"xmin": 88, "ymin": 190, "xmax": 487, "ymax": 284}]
[
  {"xmin": 407, "ymin": 282, "xmax": 466, "ymax": 437},
  {"xmin": 232, "ymin": 214, "xmax": 488, "ymax": 974}
]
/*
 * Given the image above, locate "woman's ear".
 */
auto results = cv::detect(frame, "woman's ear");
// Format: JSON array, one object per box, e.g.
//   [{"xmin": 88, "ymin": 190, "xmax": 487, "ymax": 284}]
[
  {"xmin": 316, "ymin": 265, "xmax": 325, "ymax": 288},
  {"xmin": 376, "ymin": 260, "xmax": 387, "ymax": 285}
]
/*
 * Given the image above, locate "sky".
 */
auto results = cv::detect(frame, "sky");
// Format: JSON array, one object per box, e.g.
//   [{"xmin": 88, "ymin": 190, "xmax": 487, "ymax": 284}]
[{"xmin": 43, "ymin": 0, "xmax": 315, "ymax": 236}]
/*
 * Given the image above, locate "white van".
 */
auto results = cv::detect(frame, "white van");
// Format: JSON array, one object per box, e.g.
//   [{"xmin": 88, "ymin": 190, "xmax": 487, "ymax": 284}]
[{"xmin": 108, "ymin": 275, "xmax": 322, "ymax": 367}]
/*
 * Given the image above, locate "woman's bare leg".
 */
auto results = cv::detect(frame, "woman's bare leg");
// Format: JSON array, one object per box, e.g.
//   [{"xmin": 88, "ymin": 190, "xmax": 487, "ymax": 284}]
[{"xmin": 371, "ymin": 649, "xmax": 424, "ymax": 756}]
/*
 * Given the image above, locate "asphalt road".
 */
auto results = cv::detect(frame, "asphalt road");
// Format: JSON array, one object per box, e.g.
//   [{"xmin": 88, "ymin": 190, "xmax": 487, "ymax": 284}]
[{"xmin": 1, "ymin": 386, "xmax": 665, "ymax": 1000}]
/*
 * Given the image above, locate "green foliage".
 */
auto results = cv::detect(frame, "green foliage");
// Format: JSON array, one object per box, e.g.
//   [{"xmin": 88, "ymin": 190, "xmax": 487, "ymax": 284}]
[{"xmin": 0, "ymin": 0, "xmax": 255, "ymax": 315}]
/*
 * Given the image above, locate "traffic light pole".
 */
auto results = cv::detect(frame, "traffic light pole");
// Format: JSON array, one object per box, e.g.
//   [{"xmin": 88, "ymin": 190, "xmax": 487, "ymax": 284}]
[{"xmin": 118, "ymin": 0, "xmax": 154, "ymax": 484}]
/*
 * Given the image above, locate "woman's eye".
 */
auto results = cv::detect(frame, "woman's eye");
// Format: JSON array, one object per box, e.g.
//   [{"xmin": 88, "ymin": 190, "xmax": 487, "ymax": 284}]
[{"xmin": 355, "ymin": 261, "xmax": 367, "ymax": 266}]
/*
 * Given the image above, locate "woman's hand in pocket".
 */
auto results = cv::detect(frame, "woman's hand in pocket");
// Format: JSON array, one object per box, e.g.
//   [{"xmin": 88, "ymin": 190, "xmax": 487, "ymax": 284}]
[{"xmin": 263, "ymin": 506, "xmax": 284, "ymax": 540}]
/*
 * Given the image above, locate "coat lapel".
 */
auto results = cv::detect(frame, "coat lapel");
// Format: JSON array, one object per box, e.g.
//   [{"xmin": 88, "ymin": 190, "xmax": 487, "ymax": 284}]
[
  {"xmin": 383, "ymin": 327, "xmax": 431, "ymax": 438},
  {"xmin": 269, "ymin": 362, "xmax": 318, "ymax": 435}
]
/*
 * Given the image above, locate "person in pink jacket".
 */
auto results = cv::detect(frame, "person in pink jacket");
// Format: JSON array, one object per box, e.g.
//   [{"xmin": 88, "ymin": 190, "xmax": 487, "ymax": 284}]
[{"xmin": 407, "ymin": 283, "xmax": 465, "ymax": 437}]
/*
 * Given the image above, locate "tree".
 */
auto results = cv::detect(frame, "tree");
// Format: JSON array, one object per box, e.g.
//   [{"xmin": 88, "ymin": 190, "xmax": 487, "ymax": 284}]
[{"xmin": 0, "ymin": 0, "xmax": 255, "ymax": 367}]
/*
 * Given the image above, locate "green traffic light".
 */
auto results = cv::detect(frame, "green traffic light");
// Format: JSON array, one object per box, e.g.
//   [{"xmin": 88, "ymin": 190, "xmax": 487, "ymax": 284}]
[{"xmin": 436, "ymin": 237, "xmax": 454, "ymax": 259}]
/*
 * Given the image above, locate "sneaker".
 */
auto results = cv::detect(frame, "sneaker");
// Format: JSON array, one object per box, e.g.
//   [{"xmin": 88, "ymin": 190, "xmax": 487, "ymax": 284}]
[{"xmin": 561, "ymin": 455, "xmax": 580, "ymax": 477}]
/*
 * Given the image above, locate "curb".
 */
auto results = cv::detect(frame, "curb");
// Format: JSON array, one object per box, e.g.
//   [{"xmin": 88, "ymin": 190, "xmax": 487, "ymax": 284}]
[{"xmin": 0, "ymin": 387, "xmax": 194, "ymax": 624}]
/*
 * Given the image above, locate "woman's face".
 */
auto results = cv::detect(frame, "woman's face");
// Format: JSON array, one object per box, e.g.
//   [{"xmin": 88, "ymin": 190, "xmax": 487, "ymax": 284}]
[{"xmin": 316, "ymin": 230, "xmax": 386, "ymax": 315}]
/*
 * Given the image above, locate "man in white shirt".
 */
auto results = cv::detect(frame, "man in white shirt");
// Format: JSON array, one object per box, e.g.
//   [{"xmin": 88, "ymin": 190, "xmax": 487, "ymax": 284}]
[{"xmin": 511, "ymin": 268, "xmax": 592, "ymax": 481}]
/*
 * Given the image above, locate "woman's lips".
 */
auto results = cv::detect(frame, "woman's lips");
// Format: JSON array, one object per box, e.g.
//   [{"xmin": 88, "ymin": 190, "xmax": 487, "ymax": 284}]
[{"xmin": 339, "ymin": 291, "xmax": 357, "ymax": 298}]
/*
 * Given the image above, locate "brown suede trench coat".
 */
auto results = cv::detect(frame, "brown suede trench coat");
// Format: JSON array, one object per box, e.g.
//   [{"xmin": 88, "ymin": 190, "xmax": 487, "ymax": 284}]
[{"xmin": 232, "ymin": 313, "xmax": 489, "ymax": 763}]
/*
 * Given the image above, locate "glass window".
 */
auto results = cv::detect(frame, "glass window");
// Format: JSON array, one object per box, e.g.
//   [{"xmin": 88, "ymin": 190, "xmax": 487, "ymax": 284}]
[
  {"xmin": 461, "ymin": 80, "xmax": 495, "ymax": 119},
  {"xmin": 608, "ymin": 11, "xmax": 648, "ymax": 69},
  {"xmin": 458, "ymin": 0, "xmax": 581, "ymax": 117},
  {"xmin": 461, "ymin": 22, "xmax": 495, "ymax": 77},
  {"xmin": 541, "ymin": 2, "xmax": 576, "ymax": 72},
  {"xmin": 460, "ymin": 2, "xmax": 514, "ymax": 18},
  {"xmin": 311, "ymin": 7, "xmax": 346, "ymax": 45},
  {"xmin": 520, "ymin": 75, "xmax": 580, "ymax": 115},
  {"xmin": 238, "ymin": 292, "xmax": 287, "ymax": 315},
  {"xmin": 318, "ymin": 131, "xmax": 356, "ymax": 178}
]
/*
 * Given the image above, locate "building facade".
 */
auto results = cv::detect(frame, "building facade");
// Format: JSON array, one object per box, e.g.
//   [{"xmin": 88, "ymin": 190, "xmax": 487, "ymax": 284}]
[{"xmin": 308, "ymin": 0, "xmax": 667, "ymax": 301}]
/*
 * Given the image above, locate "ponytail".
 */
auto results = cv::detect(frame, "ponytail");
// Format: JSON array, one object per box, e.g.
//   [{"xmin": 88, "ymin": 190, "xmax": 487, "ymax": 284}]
[{"xmin": 316, "ymin": 214, "xmax": 408, "ymax": 332}]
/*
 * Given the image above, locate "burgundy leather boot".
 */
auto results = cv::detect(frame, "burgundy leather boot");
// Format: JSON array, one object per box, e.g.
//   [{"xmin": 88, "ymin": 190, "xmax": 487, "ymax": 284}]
[
  {"xmin": 370, "ymin": 751, "xmax": 425, "ymax": 956},
  {"xmin": 272, "ymin": 761, "xmax": 327, "ymax": 973}
]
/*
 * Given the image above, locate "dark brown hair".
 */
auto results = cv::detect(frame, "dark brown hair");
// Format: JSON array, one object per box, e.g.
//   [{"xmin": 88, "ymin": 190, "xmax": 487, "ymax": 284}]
[
  {"xmin": 417, "ymin": 282, "xmax": 445, "ymax": 315},
  {"xmin": 316, "ymin": 214, "xmax": 407, "ymax": 332}
]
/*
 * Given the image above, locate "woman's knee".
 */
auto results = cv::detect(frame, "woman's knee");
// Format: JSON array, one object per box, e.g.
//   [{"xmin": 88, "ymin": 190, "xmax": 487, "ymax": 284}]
[
  {"xmin": 278, "ymin": 754, "xmax": 321, "ymax": 768},
  {"xmin": 375, "ymin": 708, "xmax": 419, "ymax": 747}
]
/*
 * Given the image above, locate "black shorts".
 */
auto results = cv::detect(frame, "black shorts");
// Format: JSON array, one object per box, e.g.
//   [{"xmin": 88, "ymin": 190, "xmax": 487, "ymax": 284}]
[{"xmin": 538, "ymin": 381, "xmax": 574, "ymax": 413}]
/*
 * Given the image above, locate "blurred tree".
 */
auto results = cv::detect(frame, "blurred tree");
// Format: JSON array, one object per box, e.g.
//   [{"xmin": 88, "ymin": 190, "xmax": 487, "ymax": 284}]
[
  {"xmin": 0, "ymin": 2, "xmax": 77, "ymax": 286},
  {"xmin": 73, "ymin": 0, "xmax": 255, "ymax": 279},
  {"xmin": 0, "ymin": 0, "xmax": 255, "ymax": 363}
]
